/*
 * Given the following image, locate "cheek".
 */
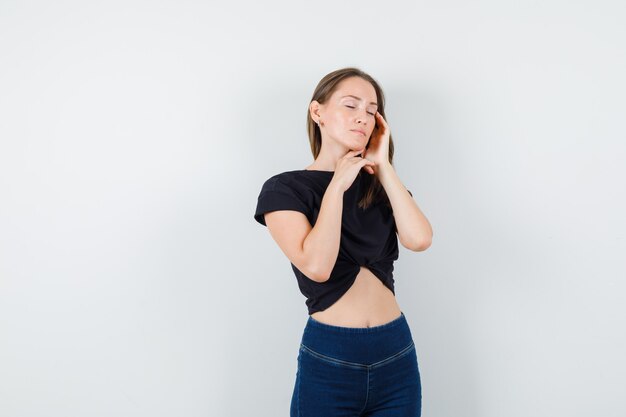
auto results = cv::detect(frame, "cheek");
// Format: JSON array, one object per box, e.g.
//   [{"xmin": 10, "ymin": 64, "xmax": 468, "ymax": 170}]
[{"xmin": 331, "ymin": 115, "xmax": 349, "ymax": 129}]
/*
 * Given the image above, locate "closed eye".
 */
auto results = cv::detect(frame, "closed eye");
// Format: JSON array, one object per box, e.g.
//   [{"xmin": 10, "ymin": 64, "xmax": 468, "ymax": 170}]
[{"xmin": 345, "ymin": 105, "xmax": 375, "ymax": 116}]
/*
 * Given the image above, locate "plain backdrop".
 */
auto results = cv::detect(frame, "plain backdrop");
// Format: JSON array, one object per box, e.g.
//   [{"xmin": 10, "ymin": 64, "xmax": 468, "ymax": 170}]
[{"xmin": 1, "ymin": 1, "xmax": 625, "ymax": 416}]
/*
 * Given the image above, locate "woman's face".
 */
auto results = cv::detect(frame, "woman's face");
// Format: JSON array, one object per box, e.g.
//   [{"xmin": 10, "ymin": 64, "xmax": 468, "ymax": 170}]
[{"xmin": 314, "ymin": 76, "xmax": 378, "ymax": 150}]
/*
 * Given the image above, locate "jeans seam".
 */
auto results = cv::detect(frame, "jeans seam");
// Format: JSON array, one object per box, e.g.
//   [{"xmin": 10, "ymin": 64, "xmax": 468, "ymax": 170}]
[
  {"xmin": 300, "ymin": 341, "xmax": 415, "ymax": 370},
  {"xmin": 359, "ymin": 367, "xmax": 370, "ymax": 415},
  {"xmin": 370, "ymin": 341, "xmax": 415, "ymax": 369},
  {"xmin": 300, "ymin": 343, "xmax": 368, "ymax": 369}
]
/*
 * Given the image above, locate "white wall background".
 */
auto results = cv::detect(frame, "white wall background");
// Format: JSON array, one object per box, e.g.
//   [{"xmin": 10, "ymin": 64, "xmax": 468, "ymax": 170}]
[{"xmin": 1, "ymin": 1, "xmax": 624, "ymax": 416}]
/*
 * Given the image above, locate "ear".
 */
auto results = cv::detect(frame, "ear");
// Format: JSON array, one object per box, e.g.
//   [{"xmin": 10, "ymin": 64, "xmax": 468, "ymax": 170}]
[{"xmin": 309, "ymin": 100, "xmax": 322, "ymax": 120}]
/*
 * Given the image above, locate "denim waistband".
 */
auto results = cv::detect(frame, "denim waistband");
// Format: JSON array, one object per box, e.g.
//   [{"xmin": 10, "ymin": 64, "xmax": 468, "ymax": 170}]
[{"xmin": 300, "ymin": 312, "xmax": 414, "ymax": 365}]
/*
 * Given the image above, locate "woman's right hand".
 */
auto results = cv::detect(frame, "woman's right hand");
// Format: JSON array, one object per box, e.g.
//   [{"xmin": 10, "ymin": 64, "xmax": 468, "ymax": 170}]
[{"xmin": 330, "ymin": 148, "xmax": 377, "ymax": 193}]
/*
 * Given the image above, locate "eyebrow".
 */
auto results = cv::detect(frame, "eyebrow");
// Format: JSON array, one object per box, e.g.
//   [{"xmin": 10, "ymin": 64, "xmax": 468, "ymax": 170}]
[{"xmin": 340, "ymin": 94, "xmax": 378, "ymax": 106}]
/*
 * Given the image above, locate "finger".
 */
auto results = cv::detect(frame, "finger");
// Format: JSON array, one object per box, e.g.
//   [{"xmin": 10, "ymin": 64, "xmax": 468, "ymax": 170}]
[
  {"xmin": 360, "ymin": 159, "xmax": 375, "ymax": 169},
  {"xmin": 347, "ymin": 149, "xmax": 365, "ymax": 158}
]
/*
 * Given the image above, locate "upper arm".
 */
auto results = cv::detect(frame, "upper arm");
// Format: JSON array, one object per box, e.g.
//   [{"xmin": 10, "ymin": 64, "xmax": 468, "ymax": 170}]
[
  {"xmin": 264, "ymin": 210, "xmax": 315, "ymax": 279},
  {"xmin": 254, "ymin": 175, "xmax": 319, "ymax": 280}
]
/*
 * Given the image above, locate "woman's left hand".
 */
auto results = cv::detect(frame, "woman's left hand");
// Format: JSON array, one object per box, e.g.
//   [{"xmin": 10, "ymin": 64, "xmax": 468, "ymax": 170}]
[{"xmin": 362, "ymin": 111, "xmax": 391, "ymax": 175}]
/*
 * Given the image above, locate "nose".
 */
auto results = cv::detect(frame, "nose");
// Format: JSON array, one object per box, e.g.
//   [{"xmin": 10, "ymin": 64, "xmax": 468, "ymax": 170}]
[{"xmin": 356, "ymin": 111, "xmax": 368, "ymax": 125}]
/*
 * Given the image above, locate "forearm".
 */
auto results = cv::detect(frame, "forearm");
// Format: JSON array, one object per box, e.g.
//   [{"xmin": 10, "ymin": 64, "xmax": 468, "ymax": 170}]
[
  {"xmin": 378, "ymin": 163, "xmax": 433, "ymax": 250},
  {"xmin": 302, "ymin": 182, "xmax": 344, "ymax": 281}
]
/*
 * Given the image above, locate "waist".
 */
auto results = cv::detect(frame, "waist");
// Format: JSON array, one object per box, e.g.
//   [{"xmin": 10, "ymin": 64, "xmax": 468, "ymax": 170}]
[
  {"xmin": 301, "ymin": 311, "xmax": 413, "ymax": 365},
  {"xmin": 309, "ymin": 266, "xmax": 400, "ymax": 327}
]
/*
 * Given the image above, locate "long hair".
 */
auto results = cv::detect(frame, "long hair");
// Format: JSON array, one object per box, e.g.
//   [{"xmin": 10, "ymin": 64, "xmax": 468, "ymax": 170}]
[{"xmin": 306, "ymin": 67, "xmax": 395, "ymax": 210}]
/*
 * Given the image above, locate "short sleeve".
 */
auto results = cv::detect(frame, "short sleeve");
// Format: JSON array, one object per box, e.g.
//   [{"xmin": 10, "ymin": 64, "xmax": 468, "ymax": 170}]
[{"xmin": 254, "ymin": 175, "xmax": 310, "ymax": 227}]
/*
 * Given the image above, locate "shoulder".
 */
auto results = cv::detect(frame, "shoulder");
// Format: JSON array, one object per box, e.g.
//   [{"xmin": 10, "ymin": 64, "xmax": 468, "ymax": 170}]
[
  {"xmin": 254, "ymin": 170, "xmax": 314, "ymax": 227},
  {"xmin": 259, "ymin": 170, "xmax": 307, "ymax": 194}
]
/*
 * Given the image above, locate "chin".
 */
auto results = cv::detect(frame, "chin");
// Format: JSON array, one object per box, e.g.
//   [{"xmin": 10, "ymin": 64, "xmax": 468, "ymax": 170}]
[{"xmin": 341, "ymin": 135, "xmax": 367, "ymax": 149}]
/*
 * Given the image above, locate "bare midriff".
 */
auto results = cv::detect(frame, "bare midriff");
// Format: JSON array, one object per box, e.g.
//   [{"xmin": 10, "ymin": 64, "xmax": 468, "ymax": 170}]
[{"xmin": 310, "ymin": 266, "xmax": 402, "ymax": 328}]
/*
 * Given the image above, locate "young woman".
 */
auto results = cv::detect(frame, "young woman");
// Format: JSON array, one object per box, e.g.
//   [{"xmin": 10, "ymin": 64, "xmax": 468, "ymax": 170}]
[{"xmin": 254, "ymin": 67, "xmax": 433, "ymax": 416}]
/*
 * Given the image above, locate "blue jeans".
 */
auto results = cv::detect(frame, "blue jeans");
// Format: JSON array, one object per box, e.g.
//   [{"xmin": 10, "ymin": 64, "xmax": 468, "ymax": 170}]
[{"xmin": 291, "ymin": 311, "xmax": 422, "ymax": 416}]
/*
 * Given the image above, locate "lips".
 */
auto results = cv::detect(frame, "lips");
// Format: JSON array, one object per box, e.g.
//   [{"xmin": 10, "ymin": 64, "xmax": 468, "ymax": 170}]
[{"xmin": 351, "ymin": 129, "xmax": 366, "ymax": 136}]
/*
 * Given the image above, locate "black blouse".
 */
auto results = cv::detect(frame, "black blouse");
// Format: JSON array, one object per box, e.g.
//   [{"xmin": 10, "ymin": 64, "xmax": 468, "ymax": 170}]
[{"xmin": 254, "ymin": 169, "xmax": 409, "ymax": 315}]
